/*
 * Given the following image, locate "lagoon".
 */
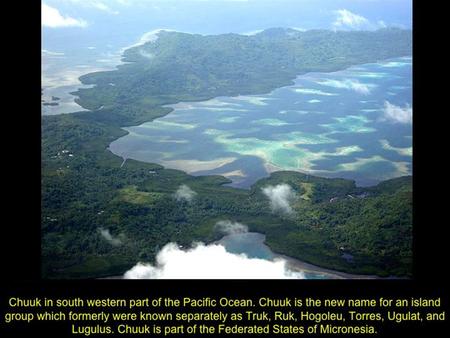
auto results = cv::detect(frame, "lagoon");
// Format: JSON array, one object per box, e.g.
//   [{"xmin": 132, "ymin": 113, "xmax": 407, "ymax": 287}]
[{"xmin": 109, "ymin": 57, "xmax": 412, "ymax": 188}]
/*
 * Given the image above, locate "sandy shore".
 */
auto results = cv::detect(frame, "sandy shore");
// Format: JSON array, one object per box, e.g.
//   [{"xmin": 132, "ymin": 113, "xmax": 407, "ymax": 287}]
[
  {"xmin": 100, "ymin": 232, "xmax": 397, "ymax": 280},
  {"xmin": 101, "ymin": 255, "xmax": 384, "ymax": 280},
  {"xmin": 275, "ymin": 253, "xmax": 382, "ymax": 279},
  {"xmin": 159, "ymin": 157, "xmax": 237, "ymax": 173}
]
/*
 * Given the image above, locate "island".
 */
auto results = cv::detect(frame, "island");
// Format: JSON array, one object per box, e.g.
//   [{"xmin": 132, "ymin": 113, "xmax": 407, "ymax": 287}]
[
  {"xmin": 42, "ymin": 28, "xmax": 412, "ymax": 279},
  {"xmin": 43, "ymin": 102, "xmax": 59, "ymax": 106}
]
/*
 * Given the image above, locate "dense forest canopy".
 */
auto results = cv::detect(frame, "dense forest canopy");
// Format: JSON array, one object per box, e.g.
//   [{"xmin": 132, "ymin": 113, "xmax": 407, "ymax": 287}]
[
  {"xmin": 42, "ymin": 28, "xmax": 412, "ymax": 278},
  {"xmin": 73, "ymin": 28, "xmax": 412, "ymax": 126}
]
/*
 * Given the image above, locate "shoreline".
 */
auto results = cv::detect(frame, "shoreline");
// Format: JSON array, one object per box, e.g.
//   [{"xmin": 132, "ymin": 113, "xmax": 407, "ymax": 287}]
[
  {"xmin": 104, "ymin": 55, "xmax": 412, "ymax": 189},
  {"xmin": 217, "ymin": 232, "xmax": 393, "ymax": 279},
  {"xmin": 98, "ymin": 231, "xmax": 406, "ymax": 280},
  {"xmin": 275, "ymin": 253, "xmax": 383, "ymax": 279},
  {"xmin": 99, "ymin": 252, "xmax": 387, "ymax": 280},
  {"xmin": 43, "ymin": 32, "xmax": 411, "ymax": 278}
]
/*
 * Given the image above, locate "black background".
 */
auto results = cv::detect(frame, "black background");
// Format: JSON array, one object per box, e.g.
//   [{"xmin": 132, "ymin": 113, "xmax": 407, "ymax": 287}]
[{"xmin": 1, "ymin": 1, "xmax": 448, "ymax": 336}]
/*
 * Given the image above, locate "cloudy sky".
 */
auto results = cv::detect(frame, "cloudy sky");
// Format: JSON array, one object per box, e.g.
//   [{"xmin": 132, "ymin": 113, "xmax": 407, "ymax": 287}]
[
  {"xmin": 41, "ymin": 0, "xmax": 412, "ymax": 63},
  {"xmin": 42, "ymin": 0, "xmax": 412, "ymax": 33}
]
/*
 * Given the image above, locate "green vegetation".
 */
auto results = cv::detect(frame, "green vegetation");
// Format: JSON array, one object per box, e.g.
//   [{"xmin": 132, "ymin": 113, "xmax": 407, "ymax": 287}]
[
  {"xmin": 73, "ymin": 28, "xmax": 411, "ymax": 126},
  {"xmin": 248, "ymin": 172, "xmax": 412, "ymax": 276},
  {"xmin": 299, "ymin": 182, "xmax": 314, "ymax": 201},
  {"xmin": 42, "ymin": 28, "xmax": 412, "ymax": 278}
]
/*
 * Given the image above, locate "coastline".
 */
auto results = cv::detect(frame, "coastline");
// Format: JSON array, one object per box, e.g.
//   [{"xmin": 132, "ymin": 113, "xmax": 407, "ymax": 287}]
[
  {"xmin": 105, "ymin": 55, "xmax": 412, "ymax": 187},
  {"xmin": 99, "ymin": 251, "xmax": 387, "ymax": 280},
  {"xmin": 276, "ymin": 253, "xmax": 383, "ymax": 279},
  {"xmin": 213, "ymin": 233, "xmax": 387, "ymax": 280},
  {"xmin": 98, "ymin": 231, "xmax": 408, "ymax": 280},
  {"xmin": 42, "ymin": 29, "xmax": 412, "ymax": 279}
]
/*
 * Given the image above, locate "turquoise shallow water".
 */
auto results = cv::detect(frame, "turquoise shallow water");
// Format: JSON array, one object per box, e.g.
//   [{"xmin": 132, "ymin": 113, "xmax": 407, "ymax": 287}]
[
  {"xmin": 110, "ymin": 57, "xmax": 412, "ymax": 188},
  {"xmin": 109, "ymin": 58, "xmax": 412, "ymax": 279}
]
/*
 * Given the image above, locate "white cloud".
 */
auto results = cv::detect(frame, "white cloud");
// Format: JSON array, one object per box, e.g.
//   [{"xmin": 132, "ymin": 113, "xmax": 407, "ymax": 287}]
[
  {"xmin": 240, "ymin": 29, "xmax": 264, "ymax": 36},
  {"xmin": 116, "ymin": 0, "xmax": 133, "ymax": 4},
  {"xmin": 123, "ymin": 243, "xmax": 305, "ymax": 279},
  {"xmin": 193, "ymin": 0, "xmax": 249, "ymax": 2},
  {"xmin": 215, "ymin": 220, "xmax": 248, "ymax": 235},
  {"xmin": 333, "ymin": 9, "xmax": 369, "ymax": 30},
  {"xmin": 42, "ymin": 3, "xmax": 87, "ymax": 28},
  {"xmin": 294, "ymin": 88, "xmax": 338, "ymax": 96},
  {"xmin": 262, "ymin": 184, "xmax": 296, "ymax": 214},
  {"xmin": 382, "ymin": 101, "xmax": 412, "ymax": 124},
  {"xmin": 62, "ymin": 0, "xmax": 120, "ymax": 14},
  {"xmin": 121, "ymin": 29, "xmax": 174, "ymax": 53},
  {"xmin": 174, "ymin": 184, "xmax": 197, "ymax": 202},
  {"xmin": 91, "ymin": 1, "xmax": 119, "ymax": 14},
  {"xmin": 377, "ymin": 20, "xmax": 387, "ymax": 28},
  {"xmin": 379, "ymin": 139, "xmax": 412, "ymax": 157},
  {"xmin": 64, "ymin": 0, "xmax": 250, "ymax": 10},
  {"xmin": 291, "ymin": 27, "xmax": 307, "ymax": 32},
  {"xmin": 99, "ymin": 228, "xmax": 122, "ymax": 246},
  {"xmin": 42, "ymin": 49, "xmax": 65, "ymax": 56},
  {"xmin": 318, "ymin": 79, "xmax": 372, "ymax": 95}
]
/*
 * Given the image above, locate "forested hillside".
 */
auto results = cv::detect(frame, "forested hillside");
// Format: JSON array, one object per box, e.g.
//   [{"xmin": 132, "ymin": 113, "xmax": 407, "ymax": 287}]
[{"xmin": 42, "ymin": 28, "xmax": 412, "ymax": 278}]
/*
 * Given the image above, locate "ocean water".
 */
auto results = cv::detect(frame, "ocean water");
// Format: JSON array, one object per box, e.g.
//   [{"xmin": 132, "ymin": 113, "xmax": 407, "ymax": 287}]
[
  {"xmin": 109, "ymin": 57, "xmax": 412, "ymax": 188},
  {"xmin": 218, "ymin": 233, "xmax": 329, "ymax": 279},
  {"xmin": 42, "ymin": 0, "xmax": 412, "ymax": 115},
  {"xmin": 42, "ymin": 1, "xmax": 412, "ymax": 277}
]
